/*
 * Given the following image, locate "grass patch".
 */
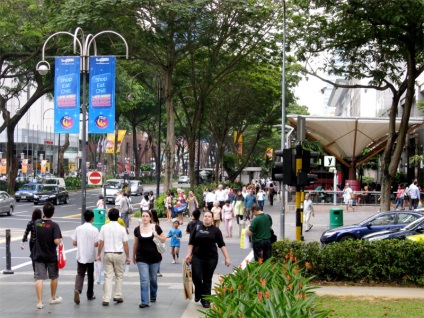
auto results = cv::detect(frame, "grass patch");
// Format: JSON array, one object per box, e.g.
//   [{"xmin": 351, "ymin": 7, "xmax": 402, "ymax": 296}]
[{"xmin": 315, "ymin": 295, "xmax": 424, "ymax": 318}]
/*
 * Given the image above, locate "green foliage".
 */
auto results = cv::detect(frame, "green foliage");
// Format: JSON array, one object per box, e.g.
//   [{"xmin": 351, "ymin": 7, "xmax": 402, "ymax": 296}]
[
  {"xmin": 64, "ymin": 177, "xmax": 82, "ymax": 190},
  {"xmin": 203, "ymin": 258, "xmax": 329, "ymax": 318},
  {"xmin": 154, "ymin": 192, "xmax": 167, "ymax": 218},
  {"xmin": 272, "ymin": 239, "xmax": 424, "ymax": 286}
]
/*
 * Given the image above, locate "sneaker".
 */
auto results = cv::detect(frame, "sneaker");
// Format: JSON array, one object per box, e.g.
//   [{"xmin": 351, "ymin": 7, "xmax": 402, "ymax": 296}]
[
  {"xmin": 150, "ymin": 298, "xmax": 156, "ymax": 302},
  {"xmin": 36, "ymin": 303, "xmax": 44, "ymax": 309},
  {"xmin": 176, "ymin": 258, "xmax": 179, "ymax": 264},
  {"xmin": 74, "ymin": 290, "xmax": 80, "ymax": 304},
  {"xmin": 50, "ymin": 296, "xmax": 62, "ymax": 304},
  {"xmin": 102, "ymin": 302, "xmax": 109, "ymax": 306},
  {"xmin": 157, "ymin": 272, "xmax": 163, "ymax": 277},
  {"xmin": 172, "ymin": 260, "xmax": 176, "ymax": 264}
]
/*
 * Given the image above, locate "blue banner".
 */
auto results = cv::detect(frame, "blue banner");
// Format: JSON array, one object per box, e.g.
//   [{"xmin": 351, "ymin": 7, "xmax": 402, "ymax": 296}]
[
  {"xmin": 88, "ymin": 56, "xmax": 116, "ymax": 134},
  {"xmin": 54, "ymin": 57, "xmax": 81, "ymax": 134}
]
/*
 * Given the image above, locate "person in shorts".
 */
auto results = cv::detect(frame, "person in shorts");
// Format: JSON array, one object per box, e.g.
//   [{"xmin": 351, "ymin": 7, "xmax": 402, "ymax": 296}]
[{"xmin": 32, "ymin": 202, "xmax": 63, "ymax": 309}]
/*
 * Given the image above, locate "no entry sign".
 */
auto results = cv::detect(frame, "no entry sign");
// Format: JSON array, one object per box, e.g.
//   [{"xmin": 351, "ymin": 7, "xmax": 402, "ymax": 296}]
[{"xmin": 88, "ymin": 171, "xmax": 102, "ymax": 185}]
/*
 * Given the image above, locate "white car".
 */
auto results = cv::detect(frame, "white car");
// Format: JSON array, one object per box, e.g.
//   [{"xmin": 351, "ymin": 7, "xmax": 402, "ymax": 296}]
[
  {"xmin": 0, "ymin": 191, "xmax": 15, "ymax": 216},
  {"xmin": 129, "ymin": 180, "xmax": 144, "ymax": 196},
  {"xmin": 178, "ymin": 175, "xmax": 189, "ymax": 184}
]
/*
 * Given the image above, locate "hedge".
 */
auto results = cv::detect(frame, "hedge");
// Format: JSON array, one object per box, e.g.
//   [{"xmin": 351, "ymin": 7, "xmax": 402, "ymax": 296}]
[{"xmin": 272, "ymin": 239, "xmax": 424, "ymax": 286}]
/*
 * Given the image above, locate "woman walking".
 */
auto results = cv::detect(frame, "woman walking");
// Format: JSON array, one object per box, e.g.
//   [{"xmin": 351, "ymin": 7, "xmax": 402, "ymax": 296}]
[
  {"xmin": 21, "ymin": 208, "xmax": 42, "ymax": 274},
  {"xmin": 187, "ymin": 190, "xmax": 199, "ymax": 218}
]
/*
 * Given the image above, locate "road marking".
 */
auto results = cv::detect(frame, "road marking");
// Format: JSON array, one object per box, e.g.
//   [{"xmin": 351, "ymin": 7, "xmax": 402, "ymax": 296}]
[{"xmin": 63, "ymin": 213, "xmax": 81, "ymax": 219}]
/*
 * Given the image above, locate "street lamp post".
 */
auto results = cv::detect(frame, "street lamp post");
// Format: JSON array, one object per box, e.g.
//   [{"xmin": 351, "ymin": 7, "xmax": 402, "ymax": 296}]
[{"xmin": 36, "ymin": 28, "xmax": 128, "ymax": 223}]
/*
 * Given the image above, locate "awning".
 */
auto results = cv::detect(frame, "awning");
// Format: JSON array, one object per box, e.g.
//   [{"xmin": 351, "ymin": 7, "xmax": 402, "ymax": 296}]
[{"xmin": 287, "ymin": 115, "xmax": 423, "ymax": 168}]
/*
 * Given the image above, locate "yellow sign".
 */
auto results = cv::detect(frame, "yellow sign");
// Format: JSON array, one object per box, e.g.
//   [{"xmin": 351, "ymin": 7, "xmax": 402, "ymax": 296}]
[
  {"xmin": 234, "ymin": 132, "xmax": 243, "ymax": 155},
  {"xmin": 0, "ymin": 158, "xmax": 6, "ymax": 175},
  {"xmin": 41, "ymin": 160, "xmax": 47, "ymax": 174},
  {"xmin": 22, "ymin": 159, "xmax": 28, "ymax": 174},
  {"xmin": 105, "ymin": 130, "xmax": 126, "ymax": 153},
  {"xmin": 265, "ymin": 148, "xmax": 273, "ymax": 160}
]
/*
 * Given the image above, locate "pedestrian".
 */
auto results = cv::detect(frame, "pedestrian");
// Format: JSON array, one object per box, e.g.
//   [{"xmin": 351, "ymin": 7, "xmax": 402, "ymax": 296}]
[
  {"xmin": 185, "ymin": 211, "xmax": 231, "ymax": 308},
  {"xmin": 115, "ymin": 190, "xmax": 123, "ymax": 211},
  {"xmin": 268, "ymin": 183, "xmax": 275, "ymax": 206},
  {"xmin": 71, "ymin": 209, "xmax": 99, "ymax": 304},
  {"xmin": 139, "ymin": 193, "xmax": 150, "ymax": 213},
  {"xmin": 97, "ymin": 208, "xmax": 130, "ymax": 306},
  {"xmin": 96, "ymin": 195, "xmax": 106, "ymax": 209},
  {"xmin": 395, "ymin": 184, "xmax": 405, "ymax": 210},
  {"xmin": 148, "ymin": 191, "xmax": 155, "ymax": 210},
  {"xmin": 215, "ymin": 184, "xmax": 226, "ymax": 208},
  {"xmin": 133, "ymin": 210, "xmax": 166, "ymax": 308},
  {"xmin": 205, "ymin": 188, "xmax": 215, "ymax": 211},
  {"xmin": 343, "ymin": 183, "xmax": 354, "ymax": 212},
  {"xmin": 20, "ymin": 208, "xmax": 42, "ymax": 275},
  {"xmin": 164, "ymin": 190, "xmax": 173, "ymax": 222},
  {"xmin": 32, "ymin": 202, "xmax": 63, "ymax": 309},
  {"xmin": 303, "ymin": 193, "xmax": 315, "ymax": 232},
  {"xmin": 222, "ymin": 200, "xmax": 235, "ymax": 238},
  {"xmin": 211, "ymin": 201, "xmax": 222, "ymax": 227},
  {"xmin": 256, "ymin": 188, "xmax": 266, "ymax": 211},
  {"xmin": 186, "ymin": 209, "xmax": 202, "ymax": 234},
  {"xmin": 408, "ymin": 180, "xmax": 420, "ymax": 210},
  {"xmin": 167, "ymin": 219, "xmax": 182, "ymax": 264},
  {"xmin": 120, "ymin": 192, "xmax": 131, "ymax": 230},
  {"xmin": 244, "ymin": 188, "xmax": 257, "ymax": 220},
  {"xmin": 187, "ymin": 190, "xmax": 199, "ymax": 218},
  {"xmin": 245, "ymin": 204, "xmax": 272, "ymax": 263},
  {"xmin": 175, "ymin": 188, "xmax": 187, "ymax": 225}
]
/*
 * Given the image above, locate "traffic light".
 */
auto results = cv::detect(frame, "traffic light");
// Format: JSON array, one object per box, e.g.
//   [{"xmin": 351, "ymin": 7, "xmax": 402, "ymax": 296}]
[
  {"xmin": 297, "ymin": 150, "xmax": 319, "ymax": 186},
  {"xmin": 272, "ymin": 149, "xmax": 296, "ymax": 185}
]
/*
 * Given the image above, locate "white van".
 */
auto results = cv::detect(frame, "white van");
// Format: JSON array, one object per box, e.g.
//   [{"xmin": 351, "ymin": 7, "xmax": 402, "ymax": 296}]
[{"xmin": 43, "ymin": 177, "xmax": 66, "ymax": 188}]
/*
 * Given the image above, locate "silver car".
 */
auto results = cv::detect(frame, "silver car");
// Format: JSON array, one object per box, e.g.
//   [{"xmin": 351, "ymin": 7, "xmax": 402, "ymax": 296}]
[
  {"xmin": 0, "ymin": 191, "xmax": 16, "ymax": 216},
  {"xmin": 129, "ymin": 180, "xmax": 144, "ymax": 196}
]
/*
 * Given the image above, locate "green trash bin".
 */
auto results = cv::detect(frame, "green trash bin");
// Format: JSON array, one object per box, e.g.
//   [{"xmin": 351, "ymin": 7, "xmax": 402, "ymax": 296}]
[
  {"xmin": 330, "ymin": 208, "xmax": 343, "ymax": 229},
  {"xmin": 93, "ymin": 208, "xmax": 106, "ymax": 231}
]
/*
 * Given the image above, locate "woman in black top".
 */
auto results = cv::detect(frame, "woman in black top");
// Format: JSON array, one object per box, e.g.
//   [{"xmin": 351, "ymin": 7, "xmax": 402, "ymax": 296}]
[
  {"xmin": 20, "ymin": 208, "xmax": 42, "ymax": 273},
  {"xmin": 133, "ymin": 210, "xmax": 166, "ymax": 308},
  {"xmin": 185, "ymin": 211, "xmax": 231, "ymax": 308}
]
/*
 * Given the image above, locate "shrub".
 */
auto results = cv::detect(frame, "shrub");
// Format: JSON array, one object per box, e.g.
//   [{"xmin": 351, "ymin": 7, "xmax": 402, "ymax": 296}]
[
  {"xmin": 272, "ymin": 239, "xmax": 424, "ymax": 285},
  {"xmin": 203, "ymin": 257, "xmax": 330, "ymax": 318}
]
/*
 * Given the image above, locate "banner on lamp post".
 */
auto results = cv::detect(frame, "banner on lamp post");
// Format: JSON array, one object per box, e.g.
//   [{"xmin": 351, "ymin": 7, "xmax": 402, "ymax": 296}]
[
  {"xmin": 22, "ymin": 159, "xmax": 28, "ymax": 174},
  {"xmin": 54, "ymin": 57, "xmax": 81, "ymax": 134},
  {"xmin": 88, "ymin": 56, "xmax": 116, "ymax": 134}
]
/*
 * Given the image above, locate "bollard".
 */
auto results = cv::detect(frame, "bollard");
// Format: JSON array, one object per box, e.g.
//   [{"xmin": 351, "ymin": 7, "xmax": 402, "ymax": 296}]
[{"xmin": 3, "ymin": 229, "xmax": 14, "ymax": 274}]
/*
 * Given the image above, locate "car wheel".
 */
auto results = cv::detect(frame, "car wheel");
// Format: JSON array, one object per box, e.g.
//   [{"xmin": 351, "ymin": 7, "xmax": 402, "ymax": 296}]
[
  {"xmin": 55, "ymin": 197, "xmax": 60, "ymax": 205},
  {"xmin": 34, "ymin": 202, "xmax": 38, "ymax": 205},
  {"xmin": 64, "ymin": 196, "xmax": 69, "ymax": 204},
  {"xmin": 7, "ymin": 206, "xmax": 13, "ymax": 216},
  {"xmin": 339, "ymin": 235, "xmax": 355, "ymax": 242}
]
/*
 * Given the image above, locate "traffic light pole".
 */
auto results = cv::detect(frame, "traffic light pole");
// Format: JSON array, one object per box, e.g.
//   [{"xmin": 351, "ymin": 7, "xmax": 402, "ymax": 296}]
[{"xmin": 295, "ymin": 144, "xmax": 303, "ymax": 241}]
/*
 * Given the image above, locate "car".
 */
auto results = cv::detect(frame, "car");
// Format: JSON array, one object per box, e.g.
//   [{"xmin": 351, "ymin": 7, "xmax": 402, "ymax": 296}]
[
  {"xmin": 320, "ymin": 211, "xmax": 423, "ymax": 244},
  {"xmin": 129, "ymin": 180, "xmax": 144, "ymax": 196},
  {"xmin": 43, "ymin": 177, "xmax": 66, "ymax": 188},
  {"xmin": 103, "ymin": 179, "xmax": 127, "ymax": 204},
  {"xmin": 0, "ymin": 191, "xmax": 15, "ymax": 216},
  {"xmin": 362, "ymin": 216, "xmax": 424, "ymax": 241},
  {"xmin": 178, "ymin": 175, "xmax": 189, "ymax": 184},
  {"xmin": 14, "ymin": 183, "xmax": 44, "ymax": 202},
  {"xmin": 33, "ymin": 185, "xmax": 69, "ymax": 205}
]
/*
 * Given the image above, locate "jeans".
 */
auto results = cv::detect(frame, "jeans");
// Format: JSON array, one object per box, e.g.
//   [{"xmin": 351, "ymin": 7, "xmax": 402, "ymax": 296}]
[
  {"xmin": 258, "ymin": 200, "xmax": 264, "ymax": 211},
  {"xmin": 75, "ymin": 261, "xmax": 94, "ymax": 298},
  {"xmin": 252, "ymin": 239, "xmax": 271, "ymax": 262},
  {"xmin": 121, "ymin": 212, "xmax": 129, "ymax": 228},
  {"xmin": 191, "ymin": 256, "xmax": 218, "ymax": 301},
  {"xmin": 395, "ymin": 198, "xmax": 404, "ymax": 210},
  {"xmin": 136, "ymin": 261, "xmax": 160, "ymax": 305}
]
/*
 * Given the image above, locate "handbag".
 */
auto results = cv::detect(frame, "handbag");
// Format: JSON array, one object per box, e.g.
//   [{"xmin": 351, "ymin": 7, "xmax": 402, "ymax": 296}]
[
  {"xmin": 152, "ymin": 225, "xmax": 166, "ymax": 253},
  {"xmin": 57, "ymin": 242, "xmax": 66, "ymax": 269},
  {"xmin": 95, "ymin": 260, "xmax": 103, "ymax": 285},
  {"xmin": 240, "ymin": 228, "xmax": 253, "ymax": 249},
  {"xmin": 174, "ymin": 203, "xmax": 187, "ymax": 213},
  {"xmin": 183, "ymin": 262, "xmax": 194, "ymax": 300}
]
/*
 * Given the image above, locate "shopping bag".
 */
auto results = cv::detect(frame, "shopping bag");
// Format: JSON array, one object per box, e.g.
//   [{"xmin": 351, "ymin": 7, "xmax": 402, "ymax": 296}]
[
  {"xmin": 240, "ymin": 228, "xmax": 253, "ymax": 249},
  {"xmin": 95, "ymin": 261, "xmax": 103, "ymax": 285},
  {"xmin": 174, "ymin": 203, "xmax": 187, "ymax": 213},
  {"xmin": 57, "ymin": 243, "xmax": 66, "ymax": 269},
  {"xmin": 183, "ymin": 262, "xmax": 193, "ymax": 300}
]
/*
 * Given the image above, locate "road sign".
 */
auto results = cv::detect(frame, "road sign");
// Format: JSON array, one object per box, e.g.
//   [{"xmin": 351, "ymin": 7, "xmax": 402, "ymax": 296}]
[
  {"xmin": 88, "ymin": 171, "xmax": 102, "ymax": 185},
  {"xmin": 324, "ymin": 156, "xmax": 336, "ymax": 167}
]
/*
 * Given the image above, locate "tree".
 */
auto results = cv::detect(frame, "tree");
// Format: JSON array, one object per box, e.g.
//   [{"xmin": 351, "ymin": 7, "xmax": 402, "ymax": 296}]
[{"xmin": 288, "ymin": 0, "xmax": 424, "ymax": 210}]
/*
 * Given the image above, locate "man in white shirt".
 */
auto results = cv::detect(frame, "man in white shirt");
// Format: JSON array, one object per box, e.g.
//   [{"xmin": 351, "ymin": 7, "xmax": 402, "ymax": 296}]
[
  {"xmin": 408, "ymin": 180, "xmax": 420, "ymax": 210},
  {"xmin": 72, "ymin": 210, "xmax": 99, "ymax": 304},
  {"xmin": 215, "ymin": 184, "xmax": 226, "ymax": 208},
  {"xmin": 97, "ymin": 208, "xmax": 130, "ymax": 306},
  {"xmin": 205, "ymin": 188, "xmax": 216, "ymax": 211}
]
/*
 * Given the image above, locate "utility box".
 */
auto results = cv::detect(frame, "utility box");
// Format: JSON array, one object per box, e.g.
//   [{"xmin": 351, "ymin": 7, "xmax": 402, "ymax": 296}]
[
  {"xmin": 329, "ymin": 208, "xmax": 343, "ymax": 229},
  {"xmin": 93, "ymin": 208, "xmax": 106, "ymax": 231}
]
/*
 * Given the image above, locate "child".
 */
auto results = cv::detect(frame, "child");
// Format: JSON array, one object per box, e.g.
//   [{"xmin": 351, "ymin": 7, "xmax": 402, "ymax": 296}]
[
  {"xmin": 167, "ymin": 219, "xmax": 182, "ymax": 264},
  {"xmin": 211, "ymin": 201, "xmax": 222, "ymax": 228}
]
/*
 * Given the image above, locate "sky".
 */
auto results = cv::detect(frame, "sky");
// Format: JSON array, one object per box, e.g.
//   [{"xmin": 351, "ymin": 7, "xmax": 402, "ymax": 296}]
[{"xmin": 294, "ymin": 75, "xmax": 328, "ymax": 116}]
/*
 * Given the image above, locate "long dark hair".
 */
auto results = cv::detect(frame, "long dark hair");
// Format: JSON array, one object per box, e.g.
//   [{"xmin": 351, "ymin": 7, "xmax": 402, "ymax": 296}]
[{"xmin": 32, "ymin": 208, "xmax": 42, "ymax": 221}]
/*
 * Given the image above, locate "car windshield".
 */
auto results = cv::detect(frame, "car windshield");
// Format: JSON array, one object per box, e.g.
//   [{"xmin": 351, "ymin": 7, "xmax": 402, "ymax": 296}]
[
  {"xmin": 41, "ymin": 185, "xmax": 57, "ymax": 192},
  {"xmin": 130, "ymin": 181, "xmax": 138, "ymax": 185},
  {"xmin": 403, "ymin": 216, "xmax": 424, "ymax": 230},
  {"xmin": 21, "ymin": 184, "xmax": 36, "ymax": 190},
  {"xmin": 106, "ymin": 181, "xmax": 120, "ymax": 188}
]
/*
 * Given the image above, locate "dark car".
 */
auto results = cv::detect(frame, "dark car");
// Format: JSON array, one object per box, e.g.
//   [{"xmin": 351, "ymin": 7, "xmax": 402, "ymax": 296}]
[
  {"xmin": 363, "ymin": 216, "xmax": 424, "ymax": 241},
  {"xmin": 33, "ymin": 185, "xmax": 69, "ymax": 205},
  {"xmin": 14, "ymin": 183, "xmax": 44, "ymax": 202},
  {"xmin": 320, "ymin": 211, "xmax": 423, "ymax": 244}
]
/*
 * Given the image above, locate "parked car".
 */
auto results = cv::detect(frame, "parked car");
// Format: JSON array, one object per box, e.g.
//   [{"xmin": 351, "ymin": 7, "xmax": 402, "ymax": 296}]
[
  {"xmin": 33, "ymin": 185, "xmax": 69, "ymax": 205},
  {"xmin": 103, "ymin": 179, "xmax": 127, "ymax": 204},
  {"xmin": 0, "ymin": 191, "xmax": 15, "ymax": 216},
  {"xmin": 363, "ymin": 216, "xmax": 424, "ymax": 241},
  {"xmin": 320, "ymin": 211, "xmax": 423, "ymax": 244},
  {"xmin": 178, "ymin": 175, "xmax": 189, "ymax": 184},
  {"xmin": 43, "ymin": 177, "xmax": 66, "ymax": 188},
  {"xmin": 14, "ymin": 183, "xmax": 44, "ymax": 202},
  {"xmin": 129, "ymin": 180, "xmax": 144, "ymax": 196}
]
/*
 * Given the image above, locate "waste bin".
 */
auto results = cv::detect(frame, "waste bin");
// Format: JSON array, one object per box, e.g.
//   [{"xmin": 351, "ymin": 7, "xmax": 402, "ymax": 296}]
[
  {"xmin": 93, "ymin": 208, "xmax": 106, "ymax": 231},
  {"xmin": 329, "ymin": 208, "xmax": 343, "ymax": 229}
]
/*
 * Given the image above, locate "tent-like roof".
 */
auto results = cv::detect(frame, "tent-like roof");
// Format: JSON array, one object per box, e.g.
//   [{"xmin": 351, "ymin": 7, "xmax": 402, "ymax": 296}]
[{"xmin": 287, "ymin": 115, "xmax": 423, "ymax": 168}]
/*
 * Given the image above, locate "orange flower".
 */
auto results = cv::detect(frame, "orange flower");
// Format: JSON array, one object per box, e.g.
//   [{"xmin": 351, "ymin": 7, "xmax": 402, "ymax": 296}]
[
  {"xmin": 299, "ymin": 283, "xmax": 303, "ymax": 288},
  {"xmin": 223, "ymin": 286, "xmax": 227, "ymax": 292},
  {"xmin": 287, "ymin": 283, "xmax": 293, "ymax": 290},
  {"xmin": 238, "ymin": 285, "xmax": 243, "ymax": 290},
  {"xmin": 215, "ymin": 287, "xmax": 219, "ymax": 293},
  {"xmin": 257, "ymin": 292, "xmax": 263, "ymax": 301},
  {"xmin": 286, "ymin": 275, "xmax": 291, "ymax": 281},
  {"xmin": 260, "ymin": 279, "xmax": 266, "ymax": 286},
  {"xmin": 229, "ymin": 286, "xmax": 234, "ymax": 292},
  {"xmin": 305, "ymin": 262, "xmax": 311, "ymax": 269},
  {"xmin": 294, "ymin": 268, "xmax": 299, "ymax": 274},
  {"xmin": 246, "ymin": 259, "xmax": 249, "ymax": 265},
  {"xmin": 238, "ymin": 314, "xmax": 244, "ymax": 318},
  {"xmin": 265, "ymin": 291, "xmax": 271, "ymax": 299},
  {"xmin": 219, "ymin": 278, "xmax": 224, "ymax": 284},
  {"xmin": 258, "ymin": 257, "xmax": 263, "ymax": 264},
  {"xmin": 298, "ymin": 293, "xmax": 304, "ymax": 299}
]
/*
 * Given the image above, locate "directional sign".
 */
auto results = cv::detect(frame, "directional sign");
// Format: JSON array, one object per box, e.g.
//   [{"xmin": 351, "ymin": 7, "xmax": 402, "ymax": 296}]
[
  {"xmin": 324, "ymin": 156, "xmax": 336, "ymax": 167},
  {"xmin": 88, "ymin": 171, "xmax": 102, "ymax": 185}
]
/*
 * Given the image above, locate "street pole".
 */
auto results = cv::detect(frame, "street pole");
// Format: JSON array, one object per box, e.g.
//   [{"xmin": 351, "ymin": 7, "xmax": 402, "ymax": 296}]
[{"xmin": 156, "ymin": 81, "xmax": 162, "ymax": 198}]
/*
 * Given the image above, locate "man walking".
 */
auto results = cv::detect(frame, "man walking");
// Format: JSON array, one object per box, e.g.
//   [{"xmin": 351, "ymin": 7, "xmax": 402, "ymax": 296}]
[
  {"xmin": 244, "ymin": 188, "xmax": 257, "ymax": 220},
  {"xmin": 303, "ymin": 193, "xmax": 315, "ymax": 232},
  {"xmin": 97, "ymin": 208, "xmax": 130, "ymax": 306},
  {"xmin": 71, "ymin": 209, "xmax": 99, "ymax": 304},
  {"xmin": 408, "ymin": 180, "xmax": 420, "ymax": 210},
  {"xmin": 32, "ymin": 202, "xmax": 62, "ymax": 309},
  {"xmin": 246, "ymin": 204, "xmax": 272, "ymax": 262}
]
